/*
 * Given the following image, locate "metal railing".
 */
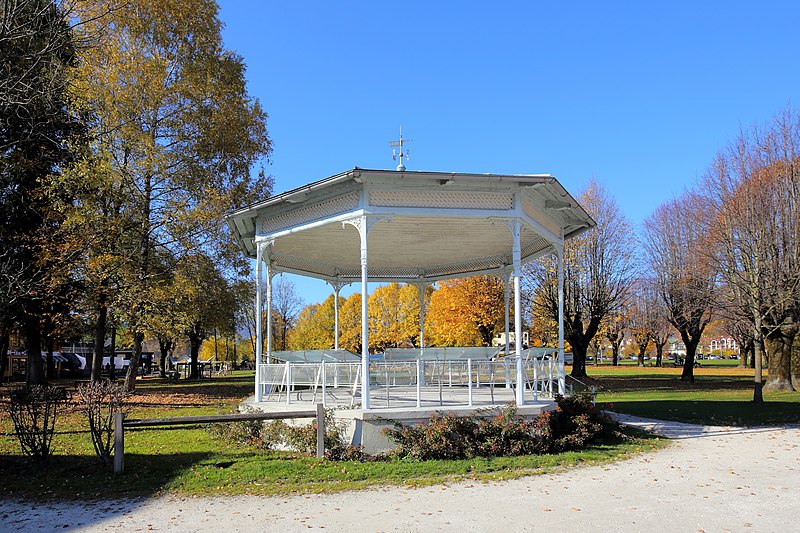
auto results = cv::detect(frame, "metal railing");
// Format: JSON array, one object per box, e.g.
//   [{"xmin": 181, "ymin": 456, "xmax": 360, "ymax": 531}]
[{"xmin": 256, "ymin": 358, "xmax": 562, "ymax": 409}]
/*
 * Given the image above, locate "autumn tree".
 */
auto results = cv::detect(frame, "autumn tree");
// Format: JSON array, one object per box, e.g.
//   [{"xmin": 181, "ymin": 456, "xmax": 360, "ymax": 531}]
[
  {"xmin": 368, "ymin": 283, "xmax": 423, "ymax": 350},
  {"xmin": 643, "ymin": 193, "xmax": 717, "ymax": 382},
  {"xmin": 288, "ymin": 296, "xmax": 335, "ymax": 351},
  {"xmin": 337, "ymin": 293, "xmax": 363, "ymax": 353},
  {"xmin": 527, "ymin": 181, "xmax": 633, "ymax": 378},
  {"xmin": 427, "ymin": 276, "xmax": 505, "ymax": 347},
  {"xmin": 172, "ymin": 253, "xmax": 236, "ymax": 378},
  {"xmin": 0, "ymin": 0, "xmax": 87, "ymax": 384},
  {"xmin": 72, "ymin": 0, "xmax": 271, "ymax": 391},
  {"xmin": 601, "ymin": 313, "xmax": 627, "ymax": 366}
]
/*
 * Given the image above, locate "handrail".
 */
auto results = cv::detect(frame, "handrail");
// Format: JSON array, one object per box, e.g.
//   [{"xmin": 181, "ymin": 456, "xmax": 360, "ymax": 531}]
[{"xmin": 114, "ymin": 404, "xmax": 325, "ymax": 474}]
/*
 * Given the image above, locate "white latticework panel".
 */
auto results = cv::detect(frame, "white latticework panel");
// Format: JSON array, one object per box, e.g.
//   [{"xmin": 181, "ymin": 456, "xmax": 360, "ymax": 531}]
[
  {"xmin": 273, "ymin": 253, "xmax": 338, "ymax": 278},
  {"xmin": 369, "ymin": 191, "xmax": 513, "ymax": 210},
  {"xmin": 522, "ymin": 236, "xmax": 551, "ymax": 258},
  {"xmin": 335, "ymin": 266, "xmax": 421, "ymax": 280},
  {"xmin": 428, "ymin": 255, "xmax": 507, "ymax": 278},
  {"xmin": 260, "ymin": 192, "xmax": 359, "ymax": 234}
]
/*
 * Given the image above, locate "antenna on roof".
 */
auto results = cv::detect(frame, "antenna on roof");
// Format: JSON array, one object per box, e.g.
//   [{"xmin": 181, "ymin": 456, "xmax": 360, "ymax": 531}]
[{"xmin": 388, "ymin": 126, "xmax": 412, "ymax": 171}]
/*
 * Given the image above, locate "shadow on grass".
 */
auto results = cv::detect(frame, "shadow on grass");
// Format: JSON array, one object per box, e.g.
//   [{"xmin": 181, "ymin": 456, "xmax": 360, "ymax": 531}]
[
  {"xmin": 601, "ymin": 399, "xmax": 800, "ymax": 427},
  {"xmin": 0, "ymin": 450, "xmax": 213, "ymax": 501},
  {"xmin": 592, "ymin": 375, "xmax": 753, "ymax": 394}
]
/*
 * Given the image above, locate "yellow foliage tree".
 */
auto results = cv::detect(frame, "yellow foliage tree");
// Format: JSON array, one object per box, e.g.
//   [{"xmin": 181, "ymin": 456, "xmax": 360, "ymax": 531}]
[
  {"xmin": 287, "ymin": 295, "xmax": 339, "ymax": 350},
  {"xmin": 338, "ymin": 293, "xmax": 363, "ymax": 353},
  {"xmin": 426, "ymin": 276, "xmax": 506, "ymax": 347},
  {"xmin": 368, "ymin": 283, "xmax": 423, "ymax": 350}
]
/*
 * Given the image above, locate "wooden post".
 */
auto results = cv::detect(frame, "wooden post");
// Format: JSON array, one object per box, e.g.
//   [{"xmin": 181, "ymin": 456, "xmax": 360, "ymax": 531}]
[
  {"xmin": 316, "ymin": 403, "xmax": 325, "ymax": 459},
  {"xmin": 114, "ymin": 411, "xmax": 125, "ymax": 474}
]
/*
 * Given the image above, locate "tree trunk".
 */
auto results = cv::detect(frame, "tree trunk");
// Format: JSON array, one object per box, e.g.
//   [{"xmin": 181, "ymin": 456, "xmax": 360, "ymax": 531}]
[
  {"xmin": 0, "ymin": 328, "xmax": 9, "ymax": 385},
  {"xmin": 24, "ymin": 315, "xmax": 45, "ymax": 385},
  {"xmin": 763, "ymin": 333, "xmax": 795, "ymax": 391},
  {"xmin": 91, "ymin": 295, "xmax": 107, "ymax": 381},
  {"xmin": 124, "ymin": 330, "xmax": 143, "ymax": 392},
  {"xmin": 611, "ymin": 344, "xmax": 619, "ymax": 366},
  {"xmin": 189, "ymin": 328, "xmax": 202, "ymax": 379},
  {"xmin": 679, "ymin": 334, "xmax": 698, "ymax": 383},
  {"xmin": 569, "ymin": 337, "xmax": 589, "ymax": 378},
  {"xmin": 752, "ymin": 328, "xmax": 764, "ymax": 404},
  {"xmin": 654, "ymin": 340, "xmax": 666, "ymax": 367},
  {"xmin": 158, "ymin": 338, "xmax": 171, "ymax": 378},
  {"xmin": 738, "ymin": 338, "xmax": 751, "ymax": 368},
  {"xmin": 637, "ymin": 346, "xmax": 646, "ymax": 367},
  {"xmin": 790, "ymin": 335, "xmax": 800, "ymax": 390}
]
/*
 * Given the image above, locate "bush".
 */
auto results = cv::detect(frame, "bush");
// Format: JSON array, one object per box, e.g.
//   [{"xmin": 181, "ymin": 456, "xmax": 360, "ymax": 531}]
[
  {"xmin": 385, "ymin": 393, "xmax": 618, "ymax": 460},
  {"xmin": 76, "ymin": 380, "xmax": 130, "ymax": 465},
  {"xmin": 8, "ymin": 385, "xmax": 70, "ymax": 459},
  {"xmin": 543, "ymin": 393, "xmax": 616, "ymax": 453},
  {"xmin": 207, "ymin": 406, "xmax": 274, "ymax": 450},
  {"xmin": 384, "ymin": 413, "xmax": 480, "ymax": 460}
]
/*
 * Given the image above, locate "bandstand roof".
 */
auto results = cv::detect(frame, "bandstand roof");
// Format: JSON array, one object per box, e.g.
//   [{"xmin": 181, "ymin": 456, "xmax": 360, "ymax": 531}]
[{"xmin": 226, "ymin": 168, "xmax": 595, "ymax": 283}]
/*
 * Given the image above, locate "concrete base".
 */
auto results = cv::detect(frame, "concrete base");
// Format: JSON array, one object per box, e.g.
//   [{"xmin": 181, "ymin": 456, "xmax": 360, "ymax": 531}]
[{"xmin": 243, "ymin": 390, "xmax": 557, "ymax": 455}]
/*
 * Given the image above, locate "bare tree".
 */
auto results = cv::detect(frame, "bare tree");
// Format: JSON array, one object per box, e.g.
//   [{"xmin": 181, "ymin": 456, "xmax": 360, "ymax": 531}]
[
  {"xmin": 271, "ymin": 277, "xmax": 303, "ymax": 351},
  {"xmin": 629, "ymin": 279, "xmax": 662, "ymax": 367},
  {"xmin": 528, "ymin": 180, "xmax": 634, "ymax": 378},
  {"xmin": 701, "ymin": 108, "xmax": 800, "ymax": 395},
  {"xmin": 643, "ymin": 193, "xmax": 717, "ymax": 382}
]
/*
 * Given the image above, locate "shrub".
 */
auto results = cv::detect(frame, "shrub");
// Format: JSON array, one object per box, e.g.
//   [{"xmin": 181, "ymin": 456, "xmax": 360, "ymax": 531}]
[
  {"xmin": 384, "ymin": 413, "xmax": 480, "ymax": 460},
  {"xmin": 8, "ymin": 385, "xmax": 70, "ymax": 459},
  {"xmin": 208, "ymin": 405, "xmax": 275, "ymax": 450},
  {"xmin": 537, "ymin": 393, "xmax": 616, "ymax": 453},
  {"xmin": 385, "ymin": 394, "xmax": 618, "ymax": 460},
  {"xmin": 76, "ymin": 380, "xmax": 131, "ymax": 465},
  {"xmin": 474, "ymin": 406, "xmax": 544, "ymax": 456},
  {"xmin": 276, "ymin": 408, "xmax": 350, "ymax": 456}
]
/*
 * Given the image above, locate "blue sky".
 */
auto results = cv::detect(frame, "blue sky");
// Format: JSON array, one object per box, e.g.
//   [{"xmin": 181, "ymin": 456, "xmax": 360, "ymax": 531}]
[{"xmin": 218, "ymin": 1, "xmax": 800, "ymax": 304}]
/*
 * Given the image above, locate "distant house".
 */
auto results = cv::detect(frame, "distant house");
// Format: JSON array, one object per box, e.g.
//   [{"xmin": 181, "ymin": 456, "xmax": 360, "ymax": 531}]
[{"xmin": 668, "ymin": 337, "xmax": 686, "ymax": 357}]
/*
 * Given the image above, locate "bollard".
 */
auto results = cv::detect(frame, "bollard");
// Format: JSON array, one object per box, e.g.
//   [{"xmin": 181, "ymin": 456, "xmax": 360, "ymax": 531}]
[
  {"xmin": 114, "ymin": 411, "xmax": 125, "ymax": 474},
  {"xmin": 316, "ymin": 403, "xmax": 325, "ymax": 459}
]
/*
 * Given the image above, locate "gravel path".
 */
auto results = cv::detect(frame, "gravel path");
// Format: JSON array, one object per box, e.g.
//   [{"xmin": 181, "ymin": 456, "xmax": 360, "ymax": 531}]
[{"xmin": 2, "ymin": 415, "xmax": 798, "ymax": 532}]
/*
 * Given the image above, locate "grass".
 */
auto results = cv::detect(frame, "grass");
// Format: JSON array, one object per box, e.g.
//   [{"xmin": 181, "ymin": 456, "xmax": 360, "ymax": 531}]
[
  {"xmin": 575, "ymin": 363, "xmax": 800, "ymax": 426},
  {"xmin": 0, "ymin": 371, "xmax": 663, "ymax": 499}
]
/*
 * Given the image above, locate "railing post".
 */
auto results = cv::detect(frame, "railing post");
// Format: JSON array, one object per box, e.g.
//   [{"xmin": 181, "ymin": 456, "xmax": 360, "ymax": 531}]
[
  {"xmin": 114, "ymin": 412, "xmax": 125, "ymax": 474},
  {"xmin": 286, "ymin": 362, "xmax": 291, "ymax": 405},
  {"xmin": 321, "ymin": 361, "xmax": 327, "ymax": 407},
  {"xmin": 416, "ymin": 358, "xmax": 422, "ymax": 408},
  {"xmin": 467, "ymin": 358, "xmax": 473, "ymax": 407},
  {"xmin": 316, "ymin": 403, "xmax": 325, "ymax": 459}
]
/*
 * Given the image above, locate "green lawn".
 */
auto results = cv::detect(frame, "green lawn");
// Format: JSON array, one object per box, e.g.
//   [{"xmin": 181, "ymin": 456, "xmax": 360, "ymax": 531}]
[
  {"xmin": 0, "ymin": 372, "xmax": 662, "ymax": 499},
  {"xmin": 577, "ymin": 364, "xmax": 800, "ymax": 426}
]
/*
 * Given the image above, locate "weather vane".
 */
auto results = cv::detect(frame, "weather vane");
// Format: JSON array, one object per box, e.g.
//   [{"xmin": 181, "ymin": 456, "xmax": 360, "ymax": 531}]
[{"xmin": 388, "ymin": 126, "xmax": 412, "ymax": 171}]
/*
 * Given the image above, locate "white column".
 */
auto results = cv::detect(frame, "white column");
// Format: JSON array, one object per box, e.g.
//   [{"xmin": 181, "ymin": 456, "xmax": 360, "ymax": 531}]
[
  {"xmin": 513, "ymin": 220, "xmax": 524, "ymax": 405},
  {"xmin": 266, "ymin": 266, "xmax": 273, "ymax": 365},
  {"xmin": 504, "ymin": 270, "xmax": 511, "ymax": 388},
  {"xmin": 557, "ymin": 245, "xmax": 566, "ymax": 395},
  {"xmin": 254, "ymin": 244, "xmax": 263, "ymax": 402},
  {"xmin": 333, "ymin": 283, "xmax": 341, "ymax": 351},
  {"xmin": 418, "ymin": 283, "xmax": 426, "ymax": 349},
  {"xmin": 359, "ymin": 218, "xmax": 371, "ymax": 410}
]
